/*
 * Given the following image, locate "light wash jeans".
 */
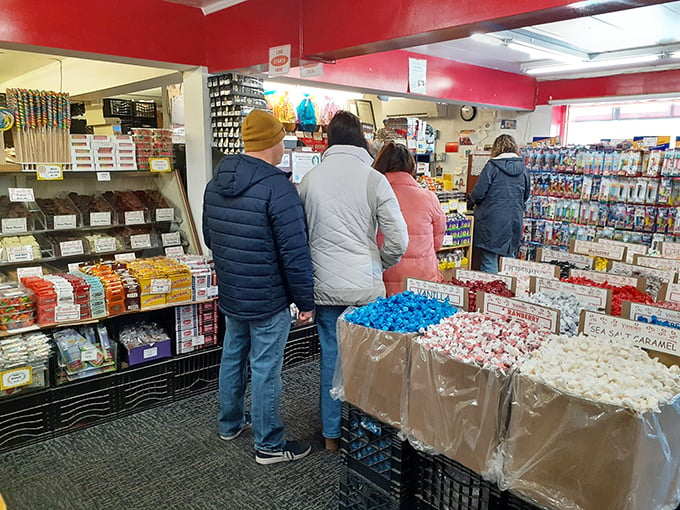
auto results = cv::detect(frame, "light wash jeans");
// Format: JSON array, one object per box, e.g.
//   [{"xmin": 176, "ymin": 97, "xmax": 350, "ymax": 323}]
[
  {"xmin": 479, "ymin": 248, "xmax": 499, "ymax": 274},
  {"xmin": 218, "ymin": 307, "xmax": 291, "ymax": 452},
  {"xmin": 315, "ymin": 305, "xmax": 347, "ymax": 439}
]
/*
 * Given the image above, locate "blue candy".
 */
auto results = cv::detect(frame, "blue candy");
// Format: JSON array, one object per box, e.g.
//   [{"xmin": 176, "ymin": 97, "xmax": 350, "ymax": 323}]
[{"xmin": 345, "ymin": 291, "xmax": 457, "ymax": 332}]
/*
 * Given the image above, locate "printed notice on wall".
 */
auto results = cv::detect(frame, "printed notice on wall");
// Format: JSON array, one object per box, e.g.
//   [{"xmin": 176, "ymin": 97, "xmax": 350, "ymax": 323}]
[{"xmin": 408, "ymin": 58, "xmax": 427, "ymax": 94}]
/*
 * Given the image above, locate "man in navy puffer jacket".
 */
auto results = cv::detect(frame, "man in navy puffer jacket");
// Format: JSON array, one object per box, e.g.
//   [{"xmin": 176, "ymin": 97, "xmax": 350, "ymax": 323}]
[{"xmin": 203, "ymin": 110, "xmax": 314, "ymax": 465}]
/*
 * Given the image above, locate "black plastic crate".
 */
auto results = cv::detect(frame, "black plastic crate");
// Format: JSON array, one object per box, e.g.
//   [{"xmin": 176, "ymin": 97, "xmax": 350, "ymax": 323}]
[
  {"xmin": 341, "ymin": 402, "xmax": 414, "ymax": 497},
  {"xmin": 413, "ymin": 451, "xmax": 503, "ymax": 510},
  {"xmin": 133, "ymin": 101, "xmax": 157, "ymax": 119},
  {"xmin": 339, "ymin": 467, "xmax": 403, "ymax": 510},
  {"xmin": 283, "ymin": 324, "xmax": 320, "ymax": 367},
  {"xmin": 103, "ymin": 98, "xmax": 133, "ymax": 118},
  {"xmin": 118, "ymin": 361, "xmax": 174, "ymax": 416},
  {"xmin": 51, "ymin": 372, "xmax": 119, "ymax": 433},
  {"xmin": 173, "ymin": 347, "xmax": 222, "ymax": 400},
  {"xmin": 0, "ymin": 391, "xmax": 53, "ymax": 451}
]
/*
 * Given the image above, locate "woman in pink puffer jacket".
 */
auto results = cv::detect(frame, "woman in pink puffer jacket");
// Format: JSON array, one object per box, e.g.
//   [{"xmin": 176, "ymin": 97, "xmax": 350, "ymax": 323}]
[{"xmin": 374, "ymin": 142, "xmax": 447, "ymax": 296}]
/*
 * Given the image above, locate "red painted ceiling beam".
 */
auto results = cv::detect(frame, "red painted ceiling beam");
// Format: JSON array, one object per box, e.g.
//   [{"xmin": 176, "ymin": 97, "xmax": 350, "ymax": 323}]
[
  {"xmin": 206, "ymin": 0, "xmax": 670, "ymax": 72},
  {"xmin": 284, "ymin": 50, "xmax": 537, "ymax": 111},
  {"xmin": 0, "ymin": 0, "xmax": 206, "ymax": 66},
  {"xmin": 537, "ymin": 69, "xmax": 680, "ymax": 104}
]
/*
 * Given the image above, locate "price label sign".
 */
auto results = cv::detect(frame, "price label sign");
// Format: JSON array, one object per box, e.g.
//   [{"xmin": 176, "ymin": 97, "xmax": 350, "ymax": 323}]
[
  {"xmin": 16, "ymin": 266, "xmax": 44, "ymax": 280},
  {"xmin": 90, "ymin": 212, "xmax": 111, "ymax": 227},
  {"xmin": 7, "ymin": 246, "xmax": 34, "ymax": 263},
  {"xmin": 150, "ymin": 278, "xmax": 172, "ymax": 294},
  {"xmin": 499, "ymin": 257, "xmax": 560, "ymax": 279},
  {"xmin": 405, "ymin": 277, "xmax": 467, "ymax": 309},
  {"xmin": 54, "ymin": 214, "xmax": 77, "ymax": 230},
  {"xmin": 55, "ymin": 304, "xmax": 81, "ymax": 322},
  {"xmin": 0, "ymin": 366, "xmax": 33, "ymax": 390},
  {"xmin": 130, "ymin": 234, "xmax": 152, "ymax": 249},
  {"xmin": 67, "ymin": 262, "xmax": 82, "ymax": 272},
  {"xmin": 80, "ymin": 349, "xmax": 99, "ymax": 362},
  {"xmin": 36, "ymin": 164, "xmax": 63, "ymax": 180},
  {"xmin": 149, "ymin": 157, "xmax": 172, "ymax": 172},
  {"xmin": 115, "ymin": 253, "xmax": 136, "ymax": 262},
  {"xmin": 1, "ymin": 218, "xmax": 28, "ymax": 234},
  {"xmin": 94, "ymin": 237, "xmax": 117, "ymax": 253},
  {"xmin": 8, "ymin": 188, "xmax": 35, "ymax": 202},
  {"xmin": 191, "ymin": 335, "xmax": 206, "ymax": 347},
  {"xmin": 161, "ymin": 231, "xmax": 181, "ymax": 246},
  {"xmin": 156, "ymin": 208, "xmax": 174, "ymax": 222},
  {"xmin": 60, "ymin": 240, "xmax": 84, "ymax": 257},
  {"xmin": 442, "ymin": 235, "xmax": 454, "ymax": 246},
  {"xmin": 143, "ymin": 347, "xmax": 159, "ymax": 359},
  {"xmin": 96, "ymin": 171, "xmax": 111, "ymax": 182},
  {"xmin": 165, "ymin": 246, "xmax": 184, "ymax": 256},
  {"xmin": 125, "ymin": 210, "xmax": 146, "ymax": 225},
  {"xmin": 479, "ymin": 293, "xmax": 560, "ymax": 334}
]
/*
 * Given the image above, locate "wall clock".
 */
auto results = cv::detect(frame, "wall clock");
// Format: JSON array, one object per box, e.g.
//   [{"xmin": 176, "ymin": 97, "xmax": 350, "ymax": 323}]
[{"xmin": 460, "ymin": 105, "xmax": 477, "ymax": 122}]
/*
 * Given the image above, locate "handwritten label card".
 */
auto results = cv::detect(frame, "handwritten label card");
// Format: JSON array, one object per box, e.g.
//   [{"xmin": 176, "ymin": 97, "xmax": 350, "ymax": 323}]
[
  {"xmin": 405, "ymin": 277, "xmax": 467, "ymax": 309},
  {"xmin": 478, "ymin": 293, "xmax": 560, "ymax": 333},
  {"xmin": 536, "ymin": 248, "xmax": 593, "ymax": 268},
  {"xmin": 580, "ymin": 310, "xmax": 680, "ymax": 357},
  {"xmin": 570, "ymin": 239, "xmax": 626, "ymax": 261}
]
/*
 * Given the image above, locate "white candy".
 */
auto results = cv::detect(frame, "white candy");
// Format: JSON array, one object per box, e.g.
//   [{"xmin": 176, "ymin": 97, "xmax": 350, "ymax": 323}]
[{"xmin": 521, "ymin": 334, "xmax": 680, "ymax": 412}]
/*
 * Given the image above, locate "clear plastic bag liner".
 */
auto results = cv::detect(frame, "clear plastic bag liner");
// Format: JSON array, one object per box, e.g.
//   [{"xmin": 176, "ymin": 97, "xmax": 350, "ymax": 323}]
[
  {"xmin": 501, "ymin": 372, "xmax": 680, "ymax": 510},
  {"xmin": 403, "ymin": 338, "xmax": 511, "ymax": 480},
  {"xmin": 332, "ymin": 309, "xmax": 415, "ymax": 428}
]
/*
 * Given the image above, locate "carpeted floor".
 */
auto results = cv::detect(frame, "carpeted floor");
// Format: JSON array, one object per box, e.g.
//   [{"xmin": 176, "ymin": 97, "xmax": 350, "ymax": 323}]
[{"xmin": 0, "ymin": 361, "xmax": 342, "ymax": 510}]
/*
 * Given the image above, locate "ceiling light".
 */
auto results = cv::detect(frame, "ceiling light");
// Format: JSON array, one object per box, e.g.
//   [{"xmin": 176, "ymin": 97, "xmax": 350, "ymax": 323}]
[
  {"xmin": 470, "ymin": 33, "xmax": 502, "ymax": 46},
  {"xmin": 506, "ymin": 41, "xmax": 580, "ymax": 63},
  {"xmin": 526, "ymin": 54, "xmax": 660, "ymax": 75}
]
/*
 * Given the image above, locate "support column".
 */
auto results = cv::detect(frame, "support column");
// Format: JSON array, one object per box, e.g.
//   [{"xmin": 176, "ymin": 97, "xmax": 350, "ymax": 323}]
[{"xmin": 183, "ymin": 66, "xmax": 213, "ymax": 254}]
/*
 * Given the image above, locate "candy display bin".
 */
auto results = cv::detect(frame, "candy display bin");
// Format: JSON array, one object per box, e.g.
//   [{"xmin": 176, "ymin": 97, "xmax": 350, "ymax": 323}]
[
  {"xmin": 338, "ymin": 467, "xmax": 404, "ymax": 510},
  {"xmin": 121, "ymin": 338, "xmax": 172, "ymax": 367},
  {"xmin": 54, "ymin": 325, "xmax": 118, "ymax": 385}
]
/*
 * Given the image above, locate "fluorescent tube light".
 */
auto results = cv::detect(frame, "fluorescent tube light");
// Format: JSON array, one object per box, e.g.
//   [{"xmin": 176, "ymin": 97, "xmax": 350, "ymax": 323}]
[
  {"xmin": 526, "ymin": 54, "xmax": 660, "ymax": 75},
  {"xmin": 506, "ymin": 41, "xmax": 582, "ymax": 63},
  {"xmin": 470, "ymin": 33, "xmax": 503, "ymax": 46}
]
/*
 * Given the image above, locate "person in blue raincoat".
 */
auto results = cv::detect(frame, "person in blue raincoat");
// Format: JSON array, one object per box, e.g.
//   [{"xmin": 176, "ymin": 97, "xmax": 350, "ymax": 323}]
[{"xmin": 469, "ymin": 134, "xmax": 530, "ymax": 274}]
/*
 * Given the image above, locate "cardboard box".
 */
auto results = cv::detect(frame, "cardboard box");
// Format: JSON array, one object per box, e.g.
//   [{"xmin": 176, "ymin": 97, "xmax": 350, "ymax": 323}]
[
  {"xmin": 406, "ymin": 340, "xmax": 507, "ymax": 476},
  {"xmin": 338, "ymin": 318, "xmax": 414, "ymax": 428},
  {"xmin": 503, "ymin": 373, "xmax": 680, "ymax": 510}
]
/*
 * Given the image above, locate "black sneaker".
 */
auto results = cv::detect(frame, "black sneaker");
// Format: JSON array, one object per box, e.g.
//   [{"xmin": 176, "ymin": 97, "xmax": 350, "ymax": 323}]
[
  {"xmin": 219, "ymin": 421, "xmax": 251, "ymax": 441},
  {"xmin": 255, "ymin": 441, "xmax": 312, "ymax": 465}
]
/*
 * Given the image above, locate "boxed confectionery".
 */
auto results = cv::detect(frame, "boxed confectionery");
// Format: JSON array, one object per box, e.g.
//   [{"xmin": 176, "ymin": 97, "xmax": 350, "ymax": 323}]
[
  {"xmin": 118, "ymin": 320, "xmax": 172, "ymax": 366},
  {"xmin": 502, "ymin": 335, "xmax": 680, "ymax": 510},
  {"xmin": 337, "ymin": 317, "xmax": 414, "ymax": 428},
  {"xmin": 406, "ymin": 340, "xmax": 507, "ymax": 475},
  {"xmin": 503, "ymin": 373, "xmax": 680, "ymax": 510}
]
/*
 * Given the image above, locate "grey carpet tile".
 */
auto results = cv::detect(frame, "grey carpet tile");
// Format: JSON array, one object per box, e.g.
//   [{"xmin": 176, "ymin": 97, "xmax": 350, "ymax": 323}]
[{"xmin": 0, "ymin": 361, "xmax": 342, "ymax": 510}]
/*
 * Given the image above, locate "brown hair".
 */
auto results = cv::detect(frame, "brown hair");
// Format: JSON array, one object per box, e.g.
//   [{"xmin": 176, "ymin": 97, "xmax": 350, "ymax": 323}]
[
  {"xmin": 490, "ymin": 134, "xmax": 519, "ymax": 158},
  {"xmin": 373, "ymin": 141, "xmax": 416, "ymax": 176}
]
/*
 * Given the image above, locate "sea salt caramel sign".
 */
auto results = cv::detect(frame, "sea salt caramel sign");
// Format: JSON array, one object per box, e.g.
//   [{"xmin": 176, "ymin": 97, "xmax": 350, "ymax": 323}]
[
  {"xmin": 405, "ymin": 277, "xmax": 467, "ymax": 309},
  {"xmin": 580, "ymin": 310, "xmax": 680, "ymax": 357},
  {"xmin": 531, "ymin": 277, "xmax": 610, "ymax": 311},
  {"xmin": 570, "ymin": 239, "xmax": 626, "ymax": 261},
  {"xmin": 478, "ymin": 293, "xmax": 560, "ymax": 333}
]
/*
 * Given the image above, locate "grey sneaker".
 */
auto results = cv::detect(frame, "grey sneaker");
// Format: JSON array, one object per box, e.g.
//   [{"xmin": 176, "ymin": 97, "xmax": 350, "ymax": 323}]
[
  {"xmin": 220, "ymin": 421, "xmax": 251, "ymax": 441},
  {"xmin": 255, "ymin": 441, "xmax": 312, "ymax": 465}
]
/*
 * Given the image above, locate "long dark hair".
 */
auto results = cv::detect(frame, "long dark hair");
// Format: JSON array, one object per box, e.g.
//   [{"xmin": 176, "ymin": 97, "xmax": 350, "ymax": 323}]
[
  {"xmin": 327, "ymin": 111, "xmax": 369, "ymax": 151},
  {"xmin": 490, "ymin": 134, "xmax": 519, "ymax": 158},
  {"xmin": 373, "ymin": 142, "xmax": 415, "ymax": 176}
]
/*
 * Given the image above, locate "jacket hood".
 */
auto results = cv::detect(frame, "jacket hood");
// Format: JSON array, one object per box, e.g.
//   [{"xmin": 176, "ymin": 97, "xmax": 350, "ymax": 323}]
[
  {"xmin": 489, "ymin": 156, "xmax": 525, "ymax": 177},
  {"xmin": 322, "ymin": 145, "xmax": 374, "ymax": 166},
  {"xmin": 214, "ymin": 154, "xmax": 282, "ymax": 197}
]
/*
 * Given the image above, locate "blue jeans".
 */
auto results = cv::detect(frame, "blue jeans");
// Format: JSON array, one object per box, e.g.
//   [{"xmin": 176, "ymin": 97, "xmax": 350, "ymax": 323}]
[
  {"xmin": 218, "ymin": 307, "xmax": 291, "ymax": 452},
  {"xmin": 315, "ymin": 305, "xmax": 347, "ymax": 439},
  {"xmin": 479, "ymin": 249, "xmax": 499, "ymax": 274}
]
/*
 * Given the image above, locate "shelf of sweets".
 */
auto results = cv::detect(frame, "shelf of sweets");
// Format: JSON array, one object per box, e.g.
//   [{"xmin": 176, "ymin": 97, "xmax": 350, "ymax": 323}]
[
  {"xmin": 0, "ymin": 297, "xmax": 218, "ymax": 339},
  {"xmin": 522, "ymin": 146, "xmax": 680, "ymax": 177}
]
